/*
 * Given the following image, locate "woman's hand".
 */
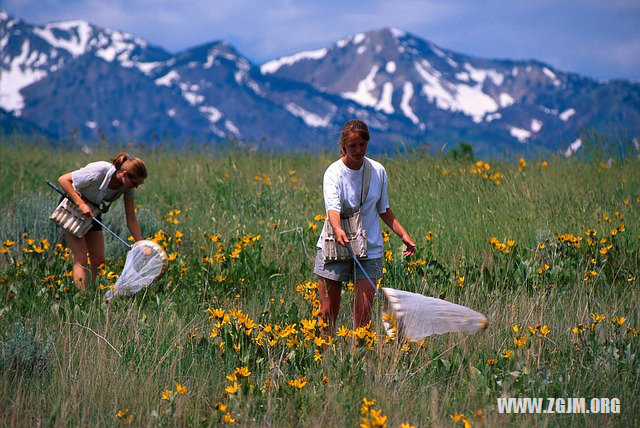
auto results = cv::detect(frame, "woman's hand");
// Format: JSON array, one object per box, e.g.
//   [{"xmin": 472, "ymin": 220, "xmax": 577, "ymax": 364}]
[
  {"xmin": 335, "ymin": 228, "xmax": 349, "ymax": 247},
  {"xmin": 78, "ymin": 202, "xmax": 94, "ymax": 217},
  {"xmin": 401, "ymin": 234, "xmax": 416, "ymax": 257}
]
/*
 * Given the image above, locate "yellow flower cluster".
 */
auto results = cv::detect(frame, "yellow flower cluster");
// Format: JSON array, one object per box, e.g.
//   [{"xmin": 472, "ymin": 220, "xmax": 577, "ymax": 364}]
[
  {"xmin": 295, "ymin": 280, "xmax": 322, "ymax": 317},
  {"xmin": 116, "ymin": 408, "xmax": 133, "ymax": 425},
  {"xmin": 254, "ymin": 173, "xmax": 272, "ymax": 186},
  {"xmin": 360, "ymin": 397, "xmax": 387, "ymax": 428},
  {"xmin": 518, "ymin": 157, "xmax": 526, "ymax": 172},
  {"xmin": 230, "ymin": 234, "xmax": 261, "ymax": 259},
  {"xmin": 337, "ymin": 323, "xmax": 378, "ymax": 350},
  {"xmin": 556, "ymin": 233, "xmax": 582, "ymax": 248},
  {"xmin": 287, "ymin": 376, "xmax": 307, "ymax": 389},
  {"xmin": 161, "ymin": 382, "xmax": 187, "ymax": 400},
  {"xmin": 487, "ymin": 237, "xmax": 515, "ymax": 253},
  {"xmin": 164, "ymin": 209, "xmax": 181, "ymax": 224},
  {"xmin": 450, "ymin": 412, "xmax": 471, "ymax": 428},
  {"xmin": 0, "ymin": 239, "xmax": 15, "ymax": 254},
  {"xmin": 470, "ymin": 160, "xmax": 504, "ymax": 184}
]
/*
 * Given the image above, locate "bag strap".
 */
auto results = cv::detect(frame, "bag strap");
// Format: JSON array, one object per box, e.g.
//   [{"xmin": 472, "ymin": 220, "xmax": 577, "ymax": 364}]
[{"xmin": 360, "ymin": 158, "xmax": 371, "ymax": 207}]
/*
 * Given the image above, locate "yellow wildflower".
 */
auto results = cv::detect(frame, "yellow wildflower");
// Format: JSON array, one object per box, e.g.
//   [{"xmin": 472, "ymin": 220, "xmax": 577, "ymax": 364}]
[{"xmin": 288, "ymin": 376, "xmax": 307, "ymax": 389}]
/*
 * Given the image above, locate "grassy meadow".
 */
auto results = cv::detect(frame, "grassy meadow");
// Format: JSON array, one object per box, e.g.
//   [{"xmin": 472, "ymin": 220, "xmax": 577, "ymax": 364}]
[{"xmin": 0, "ymin": 137, "xmax": 639, "ymax": 427}]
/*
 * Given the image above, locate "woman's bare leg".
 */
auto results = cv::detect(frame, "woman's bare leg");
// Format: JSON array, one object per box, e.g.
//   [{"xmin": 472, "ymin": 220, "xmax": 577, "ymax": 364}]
[
  {"xmin": 85, "ymin": 231, "xmax": 105, "ymax": 288},
  {"xmin": 353, "ymin": 278, "xmax": 378, "ymax": 329},
  {"xmin": 63, "ymin": 231, "xmax": 89, "ymax": 290},
  {"xmin": 317, "ymin": 276, "xmax": 342, "ymax": 335}
]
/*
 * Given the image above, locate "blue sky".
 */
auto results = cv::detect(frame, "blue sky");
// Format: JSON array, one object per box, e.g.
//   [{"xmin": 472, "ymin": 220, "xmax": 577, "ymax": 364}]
[{"xmin": 4, "ymin": 0, "xmax": 640, "ymax": 81}]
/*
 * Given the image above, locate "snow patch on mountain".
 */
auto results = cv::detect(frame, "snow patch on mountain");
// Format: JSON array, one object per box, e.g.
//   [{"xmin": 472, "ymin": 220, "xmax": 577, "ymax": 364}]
[
  {"xmin": 510, "ymin": 126, "xmax": 531, "ymax": 142},
  {"xmin": 389, "ymin": 28, "xmax": 405, "ymax": 39},
  {"xmin": 353, "ymin": 33, "xmax": 366, "ymax": 44},
  {"xmin": 540, "ymin": 106, "xmax": 559, "ymax": 115},
  {"xmin": 431, "ymin": 45, "xmax": 446, "ymax": 58},
  {"xmin": 564, "ymin": 138, "xmax": 582, "ymax": 157},
  {"xmin": 33, "ymin": 20, "xmax": 92, "ymax": 57},
  {"xmin": 224, "ymin": 119, "xmax": 240, "ymax": 137},
  {"xmin": 0, "ymin": 34, "xmax": 9, "ymax": 52},
  {"xmin": 485, "ymin": 112, "xmax": 501, "ymax": 122},
  {"xmin": 357, "ymin": 46, "xmax": 367, "ymax": 55},
  {"xmin": 260, "ymin": 47, "xmax": 328, "ymax": 74},
  {"xmin": 132, "ymin": 61, "xmax": 162, "ymax": 75},
  {"xmin": 342, "ymin": 65, "xmax": 379, "ymax": 107},
  {"xmin": 337, "ymin": 32, "xmax": 366, "ymax": 48},
  {"xmin": 543, "ymin": 67, "xmax": 561, "ymax": 87},
  {"xmin": 385, "ymin": 61, "xmax": 396, "ymax": 74},
  {"xmin": 0, "ymin": 40, "xmax": 48, "ymax": 112},
  {"xmin": 559, "ymin": 108, "xmax": 575, "ymax": 121},
  {"xmin": 199, "ymin": 105, "xmax": 223, "ymax": 123},
  {"xmin": 155, "ymin": 70, "xmax": 180, "ymax": 86},
  {"xmin": 400, "ymin": 82, "xmax": 419, "ymax": 125},
  {"xmin": 376, "ymin": 82, "xmax": 395, "ymax": 114},
  {"xmin": 415, "ymin": 60, "xmax": 499, "ymax": 123},
  {"xmin": 531, "ymin": 119, "xmax": 543, "ymax": 132},
  {"xmin": 464, "ymin": 63, "xmax": 504, "ymax": 86},
  {"xmin": 499, "ymin": 93, "xmax": 515, "ymax": 108},
  {"xmin": 285, "ymin": 103, "xmax": 331, "ymax": 127}
]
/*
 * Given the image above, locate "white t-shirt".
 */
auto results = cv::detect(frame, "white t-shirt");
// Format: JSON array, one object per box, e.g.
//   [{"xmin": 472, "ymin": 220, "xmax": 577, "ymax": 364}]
[
  {"xmin": 316, "ymin": 157, "xmax": 390, "ymax": 258},
  {"xmin": 71, "ymin": 161, "xmax": 135, "ymax": 204}
]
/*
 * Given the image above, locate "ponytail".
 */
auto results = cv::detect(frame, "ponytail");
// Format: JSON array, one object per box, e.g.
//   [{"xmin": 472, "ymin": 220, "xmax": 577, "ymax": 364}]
[
  {"xmin": 112, "ymin": 152, "xmax": 130, "ymax": 170},
  {"xmin": 112, "ymin": 152, "xmax": 147, "ymax": 181}
]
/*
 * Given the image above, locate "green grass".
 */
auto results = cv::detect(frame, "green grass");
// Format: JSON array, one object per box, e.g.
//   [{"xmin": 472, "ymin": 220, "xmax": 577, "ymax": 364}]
[{"xmin": 0, "ymin": 137, "xmax": 638, "ymax": 427}]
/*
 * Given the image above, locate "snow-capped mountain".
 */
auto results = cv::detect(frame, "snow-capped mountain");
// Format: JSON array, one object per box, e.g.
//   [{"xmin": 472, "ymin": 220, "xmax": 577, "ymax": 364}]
[
  {"xmin": 262, "ymin": 27, "xmax": 640, "ymax": 154},
  {"xmin": 2, "ymin": 12, "xmax": 638, "ymax": 155},
  {"xmin": 1, "ymin": 12, "xmax": 416, "ymax": 150},
  {"xmin": 0, "ymin": 10, "xmax": 169, "ymax": 114}
]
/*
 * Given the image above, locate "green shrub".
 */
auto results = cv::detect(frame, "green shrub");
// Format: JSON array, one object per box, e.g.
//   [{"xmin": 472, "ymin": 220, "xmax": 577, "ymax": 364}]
[{"xmin": 0, "ymin": 320, "xmax": 53, "ymax": 375}]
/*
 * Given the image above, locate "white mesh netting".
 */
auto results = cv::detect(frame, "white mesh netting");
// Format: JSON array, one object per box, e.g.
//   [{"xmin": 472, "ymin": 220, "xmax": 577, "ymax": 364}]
[
  {"xmin": 104, "ymin": 240, "xmax": 168, "ymax": 300},
  {"xmin": 381, "ymin": 287, "xmax": 487, "ymax": 340}
]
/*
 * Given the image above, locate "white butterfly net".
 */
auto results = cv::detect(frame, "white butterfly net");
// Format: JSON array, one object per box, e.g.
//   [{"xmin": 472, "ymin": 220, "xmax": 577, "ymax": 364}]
[
  {"xmin": 105, "ymin": 240, "xmax": 168, "ymax": 300},
  {"xmin": 381, "ymin": 287, "xmax": 487, "ymax": 341}
]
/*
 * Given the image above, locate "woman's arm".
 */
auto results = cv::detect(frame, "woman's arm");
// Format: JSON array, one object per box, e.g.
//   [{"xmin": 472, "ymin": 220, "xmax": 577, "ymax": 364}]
[
  {"xmin": 124, "ymin": 197, "xmax": 143, "ymax": 241},
  {"xmin": 379, "ymin": 208, "xmax": 416, "ymax": 257},
  {"xmin": 58, "ymin": 172, "xmax": 94, "ymax": 217},
  {"xmin": 327, "ymin": 209, "xmax": 349, "ymax": 247}
]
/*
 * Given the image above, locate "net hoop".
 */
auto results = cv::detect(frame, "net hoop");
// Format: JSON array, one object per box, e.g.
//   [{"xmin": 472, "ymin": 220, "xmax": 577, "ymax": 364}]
[{"xmin": 133, "ymin": 239, "xmax": 169, "ymax": 278}]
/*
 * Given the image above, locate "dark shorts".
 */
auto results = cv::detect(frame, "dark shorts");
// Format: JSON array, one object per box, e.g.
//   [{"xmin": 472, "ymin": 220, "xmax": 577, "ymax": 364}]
[
  {"xmin": 87, "ymin": 213, "xmax": 103, "ymax": 233},
  {"xmin": 313, "ymin": 248, "xmax": 383, "ymax": 283}
]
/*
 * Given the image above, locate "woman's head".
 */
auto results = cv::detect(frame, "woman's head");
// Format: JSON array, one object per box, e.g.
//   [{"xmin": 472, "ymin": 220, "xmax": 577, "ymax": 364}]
[
  {"xmin": 112, "ymin": 152, "xmax": 147, "ymax": 188},
  {"xmin": 339, "ymin": 120, "xmax": 370, "ymax": 156}
]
